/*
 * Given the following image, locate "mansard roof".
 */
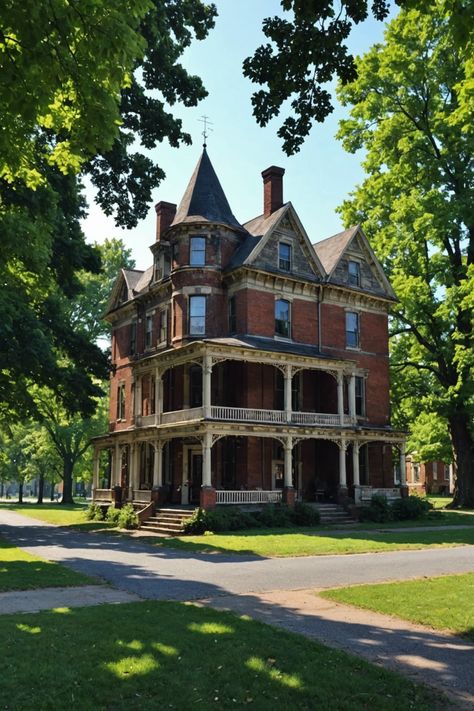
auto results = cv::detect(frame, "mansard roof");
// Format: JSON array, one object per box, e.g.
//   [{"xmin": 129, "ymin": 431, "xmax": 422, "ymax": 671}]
[{"xmin": 171, "ymin": 148, "xmax": 244, "ymax": 231}]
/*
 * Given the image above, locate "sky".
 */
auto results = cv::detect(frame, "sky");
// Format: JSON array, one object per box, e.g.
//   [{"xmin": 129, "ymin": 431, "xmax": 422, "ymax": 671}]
[{"xmin": 81, "ymin": 1, "xmax": 398, "ymax": 271}]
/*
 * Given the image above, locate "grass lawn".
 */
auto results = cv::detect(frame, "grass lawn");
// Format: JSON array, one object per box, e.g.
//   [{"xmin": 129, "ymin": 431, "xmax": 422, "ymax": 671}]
[
  {"xmin": 0, "ymin": 536, "xmax": 97, "ymax": 591},
  {"xmin": 321, "ymin": 573, "xmax": 474, "ymax": 642},
  {"xmin": 153, "ymin": 527, "xmax": 474, "ymax": 558},
  {"xmin": 1, "ymin": 601, "xmax": 441, "ymax": 710},
  {"xmin": 0, "ymin": 501, "xmax": 113, "ymax": 532}
]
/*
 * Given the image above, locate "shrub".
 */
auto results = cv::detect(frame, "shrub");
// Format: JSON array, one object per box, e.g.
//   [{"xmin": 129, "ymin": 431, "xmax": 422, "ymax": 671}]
[
  {"xmin": 118, "ymin": 503, "xmax": 139, "ymax": 530},
  {"xmin": 359, "ymin": 494, "xmax": 393, "ymax": 523},
  {"xmin": 291, "ymin": 502, "xmax": 321, "ymax": 526},
  {"xmin": 183, "ymin": 507, "xmax": 260, "ymax": 534},
  {"xmin": 256, "ymin": 504, "xmax": 294, "ymax": 528},
  {"xmin": 391, "ymin": 495, "xmax": 433, "ymax": 521},
  {"xmin": 85, "ymin": 503, "xmax": 104, "ymax": 521},
  {"xmin": 106, "ymin": 506, "xmax": 121, "ymax": 524}
]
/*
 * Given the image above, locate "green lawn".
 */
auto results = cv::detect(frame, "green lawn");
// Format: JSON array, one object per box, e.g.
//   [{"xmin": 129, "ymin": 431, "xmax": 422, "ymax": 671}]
[
  {"xmin": 321, "ymin": 573, "xmax": 474, "ymax": 641},
  {"xmin": 153, "ymin": 527, "xmax": 474, "ymax": 558},
  {"xmin": 0, "ymin": 601, "xmax": 441, "ymax": 710},
  {"xmin": 0, "ymin": 501, "xmax": 113, "ymax": 532},
  {"xmin": 0, "ymin": 536, "xmax": 97, "ymax": 591}
]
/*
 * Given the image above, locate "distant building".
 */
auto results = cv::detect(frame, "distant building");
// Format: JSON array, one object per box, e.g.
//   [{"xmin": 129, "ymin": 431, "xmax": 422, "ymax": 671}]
[
  {"xmin": 92, "ymin": 150, "xmax": 406, "ymax": 510},
  {"xmin": 405, "ymin": 455, "xmax": 454, "ymax": 495}
]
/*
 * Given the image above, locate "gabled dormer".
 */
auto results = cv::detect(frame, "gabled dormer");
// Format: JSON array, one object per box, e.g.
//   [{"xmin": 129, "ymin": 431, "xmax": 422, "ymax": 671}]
[
  {"xmin": 313, "ymin": 225, "xmax": 397, "ymax": 301},
  {"xmin": 105, "ymin": 268, "xmax": 144, "ymax": 316}
]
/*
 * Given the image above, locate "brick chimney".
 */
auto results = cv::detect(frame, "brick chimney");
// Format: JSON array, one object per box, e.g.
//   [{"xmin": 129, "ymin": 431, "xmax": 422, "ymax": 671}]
[
  {"xmin": 155, "ymin": 201, "xmax": 176, "ymax": 241},
  {"xmin": 262, "ymin": 166, "xmax": 285, "ymax": 217}
]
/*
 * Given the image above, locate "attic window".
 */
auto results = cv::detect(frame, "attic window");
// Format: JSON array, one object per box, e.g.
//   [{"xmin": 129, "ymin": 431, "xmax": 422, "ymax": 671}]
[
  {"xmin": 153, "ymin": 256, "xmax": 162, "ymax": 282},
  {"xmin": 279, "ymin": 243, "xmax": 291, "ymax": 271},
  {"xmin": 348, "ymin": 261, "xmax": 360, "ymax": 287},
  {"xmin": 119, "ymin": 281, "xmax": 128, "ymax": 304}
]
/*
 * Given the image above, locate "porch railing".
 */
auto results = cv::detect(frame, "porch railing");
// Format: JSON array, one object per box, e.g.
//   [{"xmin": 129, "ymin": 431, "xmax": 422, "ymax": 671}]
[
  {"xmin": 161, "ymin": 407, "xmax": 203, "ymax": 424},
  {"xmin": 216, "ymin": 490, "xmax": 283, "ymax": 505},
  {"xmin": 354, "ymin": 485, "xmax": 402, "ymax": 504},
  {"xmin": 133, "ymin": 490, "xmax": 153, "ymax": 504},
  {"xmin": 93, "ymin": 488, "xmax": 112, "ymax": 502}
]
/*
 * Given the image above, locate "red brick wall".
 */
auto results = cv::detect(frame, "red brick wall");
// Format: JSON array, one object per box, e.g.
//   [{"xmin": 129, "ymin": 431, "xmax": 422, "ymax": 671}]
[{"xmin": 292, "ymin": 299, "xmax": 317, "ymax": 344}]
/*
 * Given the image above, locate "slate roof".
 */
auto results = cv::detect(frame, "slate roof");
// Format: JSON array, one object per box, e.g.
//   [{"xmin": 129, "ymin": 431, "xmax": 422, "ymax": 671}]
[
  {"xmin": 203, "ymin": 335, "xmax": 345, "ymax": 361},
  {"xmin": 172, "ymin": 149, "xmax": 244, "ymax": 231},
  {"xmin": 312, "ymin": 226, "xmax": 359, "ymax": 276},
  {"xmin": 243, "ymin": 204, "xmax": 288, "ymax": 238},
  {"xmin": 123, "ymin": 269, "xmax": 144, "ymax": 293}
]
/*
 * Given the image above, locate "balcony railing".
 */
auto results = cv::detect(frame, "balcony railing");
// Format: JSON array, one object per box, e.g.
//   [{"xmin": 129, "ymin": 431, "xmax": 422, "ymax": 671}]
[
  {"xmin": 216, "ymin": 490, "xmax": 282, "ymax": 505},
  {"xmin": 135, "ymin": 406, "xmax": 355, "ymax": 427}
]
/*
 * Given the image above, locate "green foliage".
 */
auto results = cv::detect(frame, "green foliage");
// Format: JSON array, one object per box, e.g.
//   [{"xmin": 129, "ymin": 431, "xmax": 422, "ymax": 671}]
[
  {"xmin": 391, "ymin": 496, "xmax": 433, "ymax": 521},
  {"xmin": 106, "ymin": 507, "xmax": 121, "ymax": 524},
  {"xmin": 85, "ymin": 503, "xmax": 105, "ymax": 522},
  {"xmin": 359, "ymin": 495, "xmax": 393, "ymax": 523},
  {"xmin": 183, "ymin": 504, "xmax": 321, "ymax": 534},
  {"xmin": 337, "ymin": 6, "xmax": 474, "ymax": 506},
  {"xmin": 117, "ymin": 504, "xmax": 139, "ymax": 530},
  {"xmin": 245, "ymin": 2, "xmax": 472, "ymax": 155}
]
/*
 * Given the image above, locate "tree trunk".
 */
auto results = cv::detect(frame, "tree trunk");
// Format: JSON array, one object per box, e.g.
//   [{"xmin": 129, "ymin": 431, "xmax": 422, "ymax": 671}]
[
  {"xmin": 61, "ymin": 459, "xmax": 74, "ymax": 504},
  {"xmin": 37, "ymin": 472, "xmax": 44, "ymax": 504},
  {"xmin": 18, "ymin": 482, "xmax": 23, "ymax": 504},
  {"xmin": 449, "ymin": 412, "xmax": 474, "ymax": 508}
]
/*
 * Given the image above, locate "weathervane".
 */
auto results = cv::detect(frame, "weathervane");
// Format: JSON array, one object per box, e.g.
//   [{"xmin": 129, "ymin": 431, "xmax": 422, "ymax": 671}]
[{"xmin": 198, "ymin": 115, "xmax": 213, "ymax": 148}]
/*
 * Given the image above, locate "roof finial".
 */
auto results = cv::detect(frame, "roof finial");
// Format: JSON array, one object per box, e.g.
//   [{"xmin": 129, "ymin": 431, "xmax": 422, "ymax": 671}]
[{"xmin": 198, "ymin": 115, "xmax": 213, "ymax": 148}]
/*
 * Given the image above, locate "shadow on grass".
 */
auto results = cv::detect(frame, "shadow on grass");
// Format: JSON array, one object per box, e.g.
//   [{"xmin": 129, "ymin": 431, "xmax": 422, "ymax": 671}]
[{"xmin": 0, "ymin": 597, "xmax": 451, "ymax": 710}]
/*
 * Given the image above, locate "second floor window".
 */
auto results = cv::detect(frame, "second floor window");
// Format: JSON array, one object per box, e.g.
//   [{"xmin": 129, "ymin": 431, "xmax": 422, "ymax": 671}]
[
  {"xmin": 346, "ymin": 311, "xmax": 359, "ymax": 348},
  {"xmin": 275, "ymin": 299, "xmax": 291, "ymax": 338},
  {"xmin": 279, "ymin": 243, "xmax": 291, "ymax": 271},
  {"xmin": 145, "ymin": 314, "xmax": 153, "ymax": 348},
  {"xmin": 117, "ymin": 383, "xmax": 126, "ymax": 420},
  {"xmin": 348, "ymin": 260, "xmax": 360, "ymax": 286},
  {"xmin": 228, "ymin": 296, "xmax": 236, "ymax": 333},
  {"xmin": 189, "ymin": 295, "xmax": 206, "ymax": 335},
  {"xmin": 159, "ymin": 309, "xmax": 168, "ymax": 344},
  {"xmin": 355, "ymin": 376, "xmax": 365, "ymax": 415},
  {"xmin": 129, "ymin": 321, "xmax": 137, "ymax": 355},
  {"xmin": 190, "ymin": 236, "xmax": 206, "ymax": 266}
]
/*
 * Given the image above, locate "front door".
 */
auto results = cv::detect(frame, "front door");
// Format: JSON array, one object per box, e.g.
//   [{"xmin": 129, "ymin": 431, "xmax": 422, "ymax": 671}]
[{"xmin": 189, "ymin": 452, "xmax": 203, "ymax": 504}]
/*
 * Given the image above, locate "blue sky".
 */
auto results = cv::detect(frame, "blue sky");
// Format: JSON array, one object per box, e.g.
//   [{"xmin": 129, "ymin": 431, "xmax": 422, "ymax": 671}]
[{"xmin": 82, "ymin": 1, "xmax": 397, "ymax": 269}]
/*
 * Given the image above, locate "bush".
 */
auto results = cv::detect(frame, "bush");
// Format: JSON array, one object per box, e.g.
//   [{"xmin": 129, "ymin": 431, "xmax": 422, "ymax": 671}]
[
  {"xmin": 118, "ymin": 503, "xmax": 139, "ymax": 530},
  {"xmin": 291, "ymin": 502, "xmax": 321, "ymax": 526},
  {"xmin": 183, "ymin": 507, "xmax": 261, "ymax": 535},
  {"xmin": 85, "ymin": 503, "xmax": 104, "ymax": 521},
  {"xmin": 106, "ymin": 506, "xmax": 121, "ymax": 524},
  {"xmin": 359, "ymin": 494, "xmax": 393, "ymax": 523},
  {"xmin": 391, "ymin": 495, "xmax": 433, "ymax": 521},
  {"xmin": 255, "ymin": 504, "xmax": 294, "ymax": 528}
]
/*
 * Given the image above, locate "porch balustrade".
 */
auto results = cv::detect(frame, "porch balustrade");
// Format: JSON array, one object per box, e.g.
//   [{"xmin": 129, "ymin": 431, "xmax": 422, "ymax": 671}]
[
  {"xmin": 160, "ymin": 407, "xmax": 204, "ymax": 424},
  {"xmin": 93, "ymin": 488, "xmax": 112, "ymax": 502},
  {"xmin": 216, "ymin": 489, "xmax": 283, "ymax": 505},
  {"xmin": 132, "ymin": 490, "xmax": 153, "ymax": 503}
]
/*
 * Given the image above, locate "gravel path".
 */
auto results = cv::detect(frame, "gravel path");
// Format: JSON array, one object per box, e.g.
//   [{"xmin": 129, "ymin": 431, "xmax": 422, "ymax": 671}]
[{"xmin": 1, "ymin": 509, "xmax": 474, "ymax": 706}]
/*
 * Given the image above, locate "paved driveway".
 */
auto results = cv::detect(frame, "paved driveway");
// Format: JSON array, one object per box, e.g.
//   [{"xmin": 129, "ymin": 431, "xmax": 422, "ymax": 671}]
[{"xmin": 1, "ymin": 510, "xmax": 474, "ymax": 601}]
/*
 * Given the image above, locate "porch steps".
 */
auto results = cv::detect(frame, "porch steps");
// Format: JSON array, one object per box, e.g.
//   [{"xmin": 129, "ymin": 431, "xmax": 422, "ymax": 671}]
[
  {"xmin": 140, "ymin": 507, "xmax": 196, "ymax": 536},
  {"xmin": 315, "ymin": 503, "xmax": 355, "ymax": 526}
]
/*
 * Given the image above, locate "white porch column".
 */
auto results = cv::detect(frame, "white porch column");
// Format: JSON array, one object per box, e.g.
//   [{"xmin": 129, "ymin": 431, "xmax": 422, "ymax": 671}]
[
  {"xmin": 337, "ymin": 371, "xmax": 344, "ymax": 425},
  {"xmin": 348, "ymin": 373, "xmax": 356, "ymax": 421},
  {"xmin": 114, "ymin": 441, "xmax": 120, "ymax": 486},
  {"xmin": 92, "ymin": 449, "xmax": 100, "ymax": 492},
  {"xmin": 339, "ymin": 439, "xmax": 347, "ymax": 487},
  {"xmin": 399, "ymin": 441, "xmax": 407, "ymax": 486},
  {"xmin": 154, "ymin": 367, "xmax": 162, "ymax": 425},
  {"xmin": 352, "ymin": 441, "xmax": 360, "ymax": 486},
  {"xmin": 203, "ymin": 354, "xmax": 212, "ymax": 418},
  {"xmin": 153, "ymin": 441, "xmax": 163, "ymax": 487},
  {"xmin": 284, "ymin": 365, "xmax": 293, "ymax": 423},
  {"xmin": 202, "ymin": 431, "xmax": 212, "ymax": 487},
  {"xmin": 284, "ymin": 436, "xmax": 293, "ymax": 488}
]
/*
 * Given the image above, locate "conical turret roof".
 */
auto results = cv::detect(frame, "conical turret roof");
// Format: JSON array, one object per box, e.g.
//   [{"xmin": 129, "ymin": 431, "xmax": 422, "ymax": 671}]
[{"xmin": 171, "ymin": 149, "xmax": 243, "ymax": 230}]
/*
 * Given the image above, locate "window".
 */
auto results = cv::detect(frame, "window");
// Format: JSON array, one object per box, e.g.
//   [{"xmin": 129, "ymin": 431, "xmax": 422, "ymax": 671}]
[
  {"xmin": 279, "ymin": 243, "xmax": 291, "ymax": 271},
  {"xmin": 444, "ymin": 464, "xmax": 450, "ymax": 481},
  {"xmin": 359, "ymin": 445, "xmax": 369, "ymax": 485},
  {"xmin": 348, "ymin": 260, "xmax": 360, "ymax": 286},
  {"xmin": 117, "ymin": 382, "xmax": 126, "ymax": 420},
  {"xmin": 189, "ymin": 365, "xmax": 203, "ymax": 407},
  {"xmin": 119, "ymin": 281, "xmax": 128, "ymax": 304},
  {"xmin": 129, "ymin": 321, "xmax": 137, "ymax": 355},
  {"xmin": 145, "ymin": 314, "xmax": 153, "ymax": 348},
  {"xmin": 153, "ymin": 256, "xmax": 162, "ymax": 282},
  {"xmin": 346, "ymin": 311, "xmax": 359, "ymax": 348},
  {"xmin": 171, "ymin": 241, "xmax": 179, "ymax": 266},
  {"xmin": 292, "ymin": 372, "xmax": 301, "ymax": 411},
  {"xmin": 228, "ymin": 296, "xmax": 236, "ymax": 334},
  {"xmin": 275, "ymin": 299, "xmax": 291, "ymax": 338},
  {"xmin": 413, "ymin": 463, "xmax": 420, "ymax": 482},
  {"xmin": 159, "ymin": 309, "xmax": 168, "ymax": 344},
  {"xmin": 189, "ymin": 295, "xmax": 206, "ymax": 335},
  {"xmin": 190, "ymin": 236, "xmax": 206, "ymax": 266},
  {"xmin": 355, "ymin": 376, "xmax": 365, "ymax": 416},
  {"xmin": 433, "ymin": 462, "xmax": 438, "ymax": 481}
]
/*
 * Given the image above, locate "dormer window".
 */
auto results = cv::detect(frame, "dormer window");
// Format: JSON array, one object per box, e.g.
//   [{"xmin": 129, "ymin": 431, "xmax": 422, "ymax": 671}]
[
  {"xmin": 119, "ymin": 281, "xmax": 128, "ymax": 304},
  {"xmin": 348, "ymin": 260, "xmax": 360, "ymax": 287},
  {"xmin": 279, "ymin": 243, "xmax": 291, "ymax": 271},
  {"xmin": 153, "ymin": 256, "xmax": 162, "ymax": 282},
  {"xmin": 190, "ymin": 236, "xmax": 206, "ymax": 266}
]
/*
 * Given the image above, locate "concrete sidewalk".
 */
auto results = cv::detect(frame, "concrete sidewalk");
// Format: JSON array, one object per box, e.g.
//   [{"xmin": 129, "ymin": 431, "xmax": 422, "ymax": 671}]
[{"xmin": 0, "ymin": 584, "xmax": 140, "ymax": 615}]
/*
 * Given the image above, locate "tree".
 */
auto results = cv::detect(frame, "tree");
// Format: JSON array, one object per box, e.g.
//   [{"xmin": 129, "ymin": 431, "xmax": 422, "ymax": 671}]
[
  {"xmin": 336, "ymin": 7, "xmax": 474, "ymax": 506},
  {"xmin": 244, "ymin": 1, "xmax": 472, "ymax": 154},
  {"xmin": 0, "ymin": 424, "xmax": 35, "ymax": 503},
  {"xmin": 0, "ymin": 1, "xmax": 216, "ymax": 419}
]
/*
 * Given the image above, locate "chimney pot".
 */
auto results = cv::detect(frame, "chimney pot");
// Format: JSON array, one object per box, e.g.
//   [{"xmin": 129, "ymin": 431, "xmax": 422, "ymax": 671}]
[
  {"xmin": 155, "ymin": 201, "xmax": 177, "ymax": 241},
  {"xmin": 261, "ymin": 166, "xmax": 285, "ymax": 217}
]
